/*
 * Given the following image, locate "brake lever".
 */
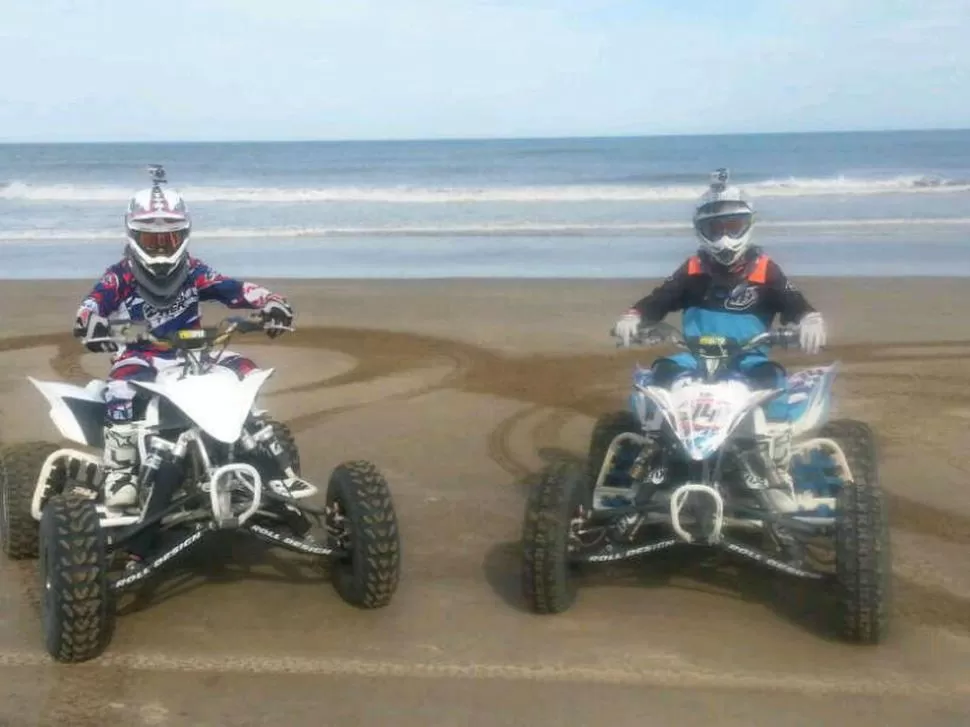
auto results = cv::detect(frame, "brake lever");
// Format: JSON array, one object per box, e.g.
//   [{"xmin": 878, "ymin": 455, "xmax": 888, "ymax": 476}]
[{"xmin": 262, "ymin": 323, "xmax": 294, "ymax": 341}]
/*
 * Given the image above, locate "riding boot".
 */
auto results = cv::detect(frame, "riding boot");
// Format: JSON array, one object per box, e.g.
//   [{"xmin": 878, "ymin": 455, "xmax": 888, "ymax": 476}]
[{"xmin": 101, "ymin": 423, "xmax": 138, "ymax": 507}]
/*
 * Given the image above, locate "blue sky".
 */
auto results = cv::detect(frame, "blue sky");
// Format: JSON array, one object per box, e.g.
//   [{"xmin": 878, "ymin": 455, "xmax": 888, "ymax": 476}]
[{"xmin": 1, "ymin": 0, "xmax": 967, "ymax": 142}]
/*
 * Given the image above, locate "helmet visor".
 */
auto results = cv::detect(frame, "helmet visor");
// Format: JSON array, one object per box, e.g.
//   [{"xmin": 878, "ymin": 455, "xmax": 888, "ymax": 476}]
[
  {"xmin": 695, "ymin": 213, "xmax": 752, "ymax": 242},
  {"xmin": 131, "ymin": 228, "xmax": 188, "ymax": 257}
]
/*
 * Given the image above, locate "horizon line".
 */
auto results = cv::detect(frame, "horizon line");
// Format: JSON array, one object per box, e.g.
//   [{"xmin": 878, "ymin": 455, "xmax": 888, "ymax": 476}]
[{"xmin": 1, "ymin": 125, "xmax": 968, "ymax": 146}]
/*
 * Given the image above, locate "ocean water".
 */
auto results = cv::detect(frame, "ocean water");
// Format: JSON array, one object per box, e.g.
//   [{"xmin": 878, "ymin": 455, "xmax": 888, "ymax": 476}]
[{"xmin": 2, "ymin": 130, "xmax": 970, "ymax": 279}]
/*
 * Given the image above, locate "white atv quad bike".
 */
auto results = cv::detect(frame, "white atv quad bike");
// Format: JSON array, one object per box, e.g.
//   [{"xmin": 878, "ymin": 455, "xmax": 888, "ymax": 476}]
[
  {"xmin": 0, "ymin": 314, "xmax": 401, "ymax": 663},
  {"xmin": 521, "ymin": 321, "xmax": 891, "ymax": 644}
]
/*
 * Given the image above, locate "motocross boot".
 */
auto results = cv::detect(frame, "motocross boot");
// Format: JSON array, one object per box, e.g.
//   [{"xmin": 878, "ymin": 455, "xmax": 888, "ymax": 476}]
[{"xmin": 101, "ymin": 423, "xmax": 139, "ymax": 508}]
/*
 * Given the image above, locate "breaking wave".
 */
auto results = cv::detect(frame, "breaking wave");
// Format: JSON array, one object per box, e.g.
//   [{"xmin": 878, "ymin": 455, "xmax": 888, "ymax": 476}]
[
  {"xmin": 2, "ymin": 218, "xmax": 969, "ymax": 241},
  {"xmin": 1, "ymin": 175, "xmax": 969, "ymax": 204}
]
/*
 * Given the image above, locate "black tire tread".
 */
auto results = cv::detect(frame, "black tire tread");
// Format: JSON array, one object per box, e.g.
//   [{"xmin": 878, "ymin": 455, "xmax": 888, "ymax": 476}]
[
  {"xmin": 40, "ymin": 494, "xmax": 114, "ymax": 663},
  {"xmin": 327, "ymin": 460, "xmax": 400, "ymax": 609},
  {"xmin": 1, "ymin": 441, "xmax": 62, "ymax": 559},
  {"xmin": 824, "ymin": 418, "xmax": 891, "ymax": 644},
  {"xmin": 521, "ymin": 459, "xmax": 590, "ymax": 614}
]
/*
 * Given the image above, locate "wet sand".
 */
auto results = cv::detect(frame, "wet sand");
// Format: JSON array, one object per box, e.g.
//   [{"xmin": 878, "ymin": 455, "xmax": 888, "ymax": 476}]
[{"xmin": 2, "ymin": 277, "xmax": 970, "ymax": 726}]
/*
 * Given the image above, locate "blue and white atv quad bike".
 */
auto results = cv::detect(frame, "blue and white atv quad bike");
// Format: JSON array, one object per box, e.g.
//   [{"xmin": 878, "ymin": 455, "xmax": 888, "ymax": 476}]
[
  {"xmin": 521, "ymin": 320, "xmax": 891, "ymax": 644},
  {"xmin": 0, "ymin": 314, "xmax": 402, "ymax": 663}
]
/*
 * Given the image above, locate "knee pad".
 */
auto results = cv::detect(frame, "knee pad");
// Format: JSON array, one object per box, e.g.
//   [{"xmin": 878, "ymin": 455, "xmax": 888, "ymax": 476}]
[
  {"xmin": 105, "ymin": 380, "xmax": 137, "ymax": 422},
  {"xmin": 106, "ymin": 399, "xmax": 135, "ymax": 423}
]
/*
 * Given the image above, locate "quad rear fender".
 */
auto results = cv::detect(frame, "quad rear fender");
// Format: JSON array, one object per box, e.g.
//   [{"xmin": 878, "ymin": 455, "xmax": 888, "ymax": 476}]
[
  {"xmin": 787, "ymin": 363, "xmax": 839, "ymax": 436},
  {"xmin": 27, "ymin": 377, "xmax": 107, "ymax": 448}
]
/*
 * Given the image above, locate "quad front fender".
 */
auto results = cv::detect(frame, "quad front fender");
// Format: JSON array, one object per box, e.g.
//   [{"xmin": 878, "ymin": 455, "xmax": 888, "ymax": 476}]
[{"xmin": 132, "ymin": 368, "xmax": 275, "ymax": 443}]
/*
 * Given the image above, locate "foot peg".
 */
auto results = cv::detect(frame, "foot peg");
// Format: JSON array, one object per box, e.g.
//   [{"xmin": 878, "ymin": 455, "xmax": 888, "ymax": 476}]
[{"xmin": 267, "ymin": 476, "xmax": 318, "ymax": 500}]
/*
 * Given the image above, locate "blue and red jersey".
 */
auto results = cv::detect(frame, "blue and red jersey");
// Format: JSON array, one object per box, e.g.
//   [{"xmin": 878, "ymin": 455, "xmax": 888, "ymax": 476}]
[{"xmin": 78, "ymin": 256, "xmax": 282, "ymax": 354}]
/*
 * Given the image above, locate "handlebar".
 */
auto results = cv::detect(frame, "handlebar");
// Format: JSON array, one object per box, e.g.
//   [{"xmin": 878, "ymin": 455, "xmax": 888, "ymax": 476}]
[
  {"xmin": 83, "ymin": 314, "xmax": 292, "ymax": 352},
  {"xmin": 627, "ymin": 320, "xmax": 801, "ymax": 354}
]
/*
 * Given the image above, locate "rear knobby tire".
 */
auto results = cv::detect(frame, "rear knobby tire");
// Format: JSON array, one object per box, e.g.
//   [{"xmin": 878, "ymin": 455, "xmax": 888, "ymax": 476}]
[
  {"xmin": 521, "ymin": 460, "xmax": 592, "ymax": 614},
  {"xmin": 586, "ymin": 410, "xmax": 642, "ymax": 484},
  {"xmin": 266, "ymin": 416, "xmax": 301, "ymax": 474},
  {"xmin": 326, "ymin": 460, "xmax": 401, "ymax": 609},
  {"xmin": 0, "ymin": 441, "xmax": 63, "ymax": 559},
  {"xmin": 825, "ymin": 419, "xmax": 891, "ymax": 644},
  {"xmin": 38, "ymin": 494, "xmax": 114, "ymax": 663}
]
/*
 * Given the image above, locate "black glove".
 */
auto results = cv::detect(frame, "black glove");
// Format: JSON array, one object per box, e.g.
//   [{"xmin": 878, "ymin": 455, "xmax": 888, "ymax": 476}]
[{"xmin": 260, "ymin": 296, "xmax": 294, "ymax": 338}]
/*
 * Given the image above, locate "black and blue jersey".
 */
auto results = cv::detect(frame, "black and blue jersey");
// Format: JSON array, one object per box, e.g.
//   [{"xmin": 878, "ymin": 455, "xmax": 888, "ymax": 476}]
[{"xmin": 631, "ymin": 248, "xmax": 816, "ymax": 345}]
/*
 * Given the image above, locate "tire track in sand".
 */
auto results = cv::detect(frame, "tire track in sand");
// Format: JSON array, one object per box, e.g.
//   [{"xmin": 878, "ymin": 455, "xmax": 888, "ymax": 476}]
[
  {"xmin": 0, "ymin": 649, "xmax": 966, "ymax": 698},
  {"xmin": 4, "ymin": 331, "xmax": 970, "ymax": 637}
]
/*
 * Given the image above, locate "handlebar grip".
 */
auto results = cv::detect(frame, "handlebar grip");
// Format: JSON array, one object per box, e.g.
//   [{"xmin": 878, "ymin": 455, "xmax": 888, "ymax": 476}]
[
  {"xmin": 234, "ymin": 318, "xmax": 267, "ymax": 334},
  {"xmin": 770, "ymin": 327, "xmax": 800, "ymax": 347}
]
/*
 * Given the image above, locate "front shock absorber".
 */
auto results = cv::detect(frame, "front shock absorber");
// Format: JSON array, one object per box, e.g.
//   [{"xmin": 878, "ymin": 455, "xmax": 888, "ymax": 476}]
[
  {"xmin": 137, "ymin": 436, "xmax": 170, "ymax": 492},
  {"xmin": 136, "ymin": 433, "xmax": 190, "ymax": 503}
]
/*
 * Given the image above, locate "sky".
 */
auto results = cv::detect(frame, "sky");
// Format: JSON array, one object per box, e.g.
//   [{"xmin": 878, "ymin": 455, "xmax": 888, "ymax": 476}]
[{"xmin": 1, "ymin": 0, "xmax": 968, "ymax": 143}]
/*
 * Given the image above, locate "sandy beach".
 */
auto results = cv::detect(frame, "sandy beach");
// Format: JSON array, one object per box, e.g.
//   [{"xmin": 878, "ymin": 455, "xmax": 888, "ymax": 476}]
[{"xmin": 2, "ymin": 276, "xmax": 970, "ymax": 726}]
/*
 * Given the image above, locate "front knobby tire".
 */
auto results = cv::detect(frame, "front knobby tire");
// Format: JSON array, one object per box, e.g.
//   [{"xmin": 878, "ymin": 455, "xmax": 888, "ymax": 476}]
[
  {"xmin": 326, "ymin": 461, "xmax": 401, "ymax": 609},
  {"xmin": 825, "ymin": 419, "xmax": 891, "ymax": 644},
  {"xmin": 39, "ymin": 494, "xmax": 114, "ymax": 663},
  {"xmin": 521, "ymin": 460, "xmax": 592, "ymax": 614},
  {"xmin": 1, "ymin": 441, "xmax": 63, "ymax": 559}
]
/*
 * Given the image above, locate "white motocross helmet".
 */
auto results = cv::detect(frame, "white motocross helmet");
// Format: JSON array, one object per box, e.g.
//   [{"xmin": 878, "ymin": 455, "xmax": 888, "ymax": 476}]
[
  {"xmin": 124, "ymin": 165, "xmax": 192, "ymax": 308},
  {"xmin": 692, "ymin": 168, "xmax": 755, "ymax": 268}
]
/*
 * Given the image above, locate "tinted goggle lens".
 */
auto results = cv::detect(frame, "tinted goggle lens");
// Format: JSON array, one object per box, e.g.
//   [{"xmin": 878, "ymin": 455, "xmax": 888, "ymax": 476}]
[
  {"xmin": 134, "ymin": 229, "xmax": 186, "ymax": 255},
  {"xmin": 697, "ymin": 214, "xmax": 751, "ymax": 240}
]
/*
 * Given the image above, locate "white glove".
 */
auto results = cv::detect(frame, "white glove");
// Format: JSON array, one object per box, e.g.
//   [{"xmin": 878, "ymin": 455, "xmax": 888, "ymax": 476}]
[
  {"xmin": 611, "ymin": 309, "xmax": 641, "ymax": 347},
  {"xmin": 799, "ymin": 312, "xmax": 826, "ymax": 355}
]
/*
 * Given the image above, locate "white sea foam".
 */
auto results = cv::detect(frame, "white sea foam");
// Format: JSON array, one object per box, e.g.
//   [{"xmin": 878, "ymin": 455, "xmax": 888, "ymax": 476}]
[
  {"xmin": 1, "ymin": 175, "xmax": 968, "ymax": 204},
  {"xmin": 0, "ymin": 218, "xmax": 968, "ymax": 242}
]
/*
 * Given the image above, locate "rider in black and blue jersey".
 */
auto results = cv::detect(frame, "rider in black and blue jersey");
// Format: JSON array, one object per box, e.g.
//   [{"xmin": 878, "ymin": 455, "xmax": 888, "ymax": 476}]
[{"xmin": 611, "ymin": 169, "xmax": 827, "ymax": 394}]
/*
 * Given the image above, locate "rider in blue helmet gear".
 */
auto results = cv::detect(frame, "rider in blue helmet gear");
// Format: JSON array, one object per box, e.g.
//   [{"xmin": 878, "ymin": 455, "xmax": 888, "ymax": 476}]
[{"xmin": 611, "ymin": 169, "xmax": 827, "ymax": 395}]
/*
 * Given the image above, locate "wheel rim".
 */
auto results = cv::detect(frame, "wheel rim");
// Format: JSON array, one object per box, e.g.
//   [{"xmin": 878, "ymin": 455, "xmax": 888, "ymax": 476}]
[
  {"xmin": 568, "ymin": 497, "xmax": 604, "ymax": 554},
  {"xmin": 567, "ymin": 504, "xmax": 587, "ymax": 554},
  {"xmin": 326, "ymin": 499, "xmax": 353, "ymax": 565}
]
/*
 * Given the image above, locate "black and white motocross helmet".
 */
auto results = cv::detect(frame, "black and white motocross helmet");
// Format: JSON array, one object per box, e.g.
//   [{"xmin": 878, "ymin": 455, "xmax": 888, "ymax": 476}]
[{"xmin": 124, "ymin": 165, "xmax": 192, "ymax": 309}]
